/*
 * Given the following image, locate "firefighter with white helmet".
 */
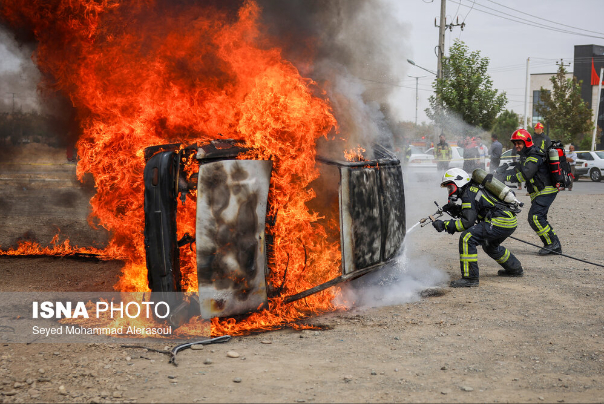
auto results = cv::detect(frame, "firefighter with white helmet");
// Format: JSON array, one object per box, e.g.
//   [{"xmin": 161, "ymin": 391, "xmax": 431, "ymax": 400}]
[{"xmin": 432, "ymin": 168, "xmax": 523, "ymax": 287}]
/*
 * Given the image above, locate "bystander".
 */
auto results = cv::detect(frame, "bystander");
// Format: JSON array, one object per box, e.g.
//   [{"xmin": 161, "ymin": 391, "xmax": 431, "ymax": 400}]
[
  {"xmin": 566, "ymin": 144, "xmax": 577, "ymax": 191},
  {"xmin": 489, "ymin": 134, "xmax": 502, "ymax": 172}
]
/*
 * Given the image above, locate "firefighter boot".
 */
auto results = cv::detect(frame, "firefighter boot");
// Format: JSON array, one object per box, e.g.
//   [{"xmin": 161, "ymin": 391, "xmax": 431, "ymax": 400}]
[
  {"xmin": 497, "ymin": 268, "xmax": 524, "ymax": 277},
  {"xmin": 538, "ymin": 239, "xmax": 562, "ymax": 255},
  {"xmin": 497, "ymin": 255, "xmax": 524, "ymax": 277},
  {"xmin": 450, "ymin": 278, "xmax": 479, "ymax": 288}
]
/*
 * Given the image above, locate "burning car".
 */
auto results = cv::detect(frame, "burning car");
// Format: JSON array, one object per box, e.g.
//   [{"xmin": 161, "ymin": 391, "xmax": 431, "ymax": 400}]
[{"xmin": 144, "ymin": 140, "xmax": 406, "ymax": 323}]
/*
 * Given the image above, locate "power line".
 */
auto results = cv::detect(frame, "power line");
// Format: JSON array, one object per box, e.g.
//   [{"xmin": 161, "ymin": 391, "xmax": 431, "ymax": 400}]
[
  {"xmin": 460, "ymin": 0, "xmax": 475, "ymax": 24},
  {"xmin": 357, "ymin": 77, "xmax": 435, "ymax": 92},
  {"xmin": 483, "ymin": 0, "xmax": 604, "ymax": 36},
  {"xmin": 489, "ymin": 62, "xmax": 553, "ymax": 73},
  {"xmin": 448, "ymin": 0, "xmax": 604, "ymax": 40}
]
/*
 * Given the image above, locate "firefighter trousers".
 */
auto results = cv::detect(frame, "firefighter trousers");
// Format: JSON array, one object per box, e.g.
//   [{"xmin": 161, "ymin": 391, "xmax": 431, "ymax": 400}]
[
  {"xmin": 528, "ymin": 193, "xmax": 559, "ymax": 247},
  {"xmin": 459, "ymin": 221, "xmax": 522, "ymax": 279}
]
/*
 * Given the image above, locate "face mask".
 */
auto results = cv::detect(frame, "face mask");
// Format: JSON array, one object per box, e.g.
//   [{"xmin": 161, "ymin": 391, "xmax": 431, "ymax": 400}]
[{"xmin": 446, "ymin": 183, "xmax": 459, "ymax": 201}]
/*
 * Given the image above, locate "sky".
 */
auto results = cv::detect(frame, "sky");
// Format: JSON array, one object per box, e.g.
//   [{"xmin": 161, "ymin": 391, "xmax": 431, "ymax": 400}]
[
  {"xmin": 386, "ymin": 0, "xmax": 604, "ymax": 123},
  {"xmin": 1, "ymin": 0, "xmax": 603, "ymax": 125}
]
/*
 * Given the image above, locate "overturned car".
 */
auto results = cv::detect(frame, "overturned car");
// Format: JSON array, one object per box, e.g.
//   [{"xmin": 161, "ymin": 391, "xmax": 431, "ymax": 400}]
[{"xmin": 143, "ymin": 139, "xmax": 406, "ymax": 324}]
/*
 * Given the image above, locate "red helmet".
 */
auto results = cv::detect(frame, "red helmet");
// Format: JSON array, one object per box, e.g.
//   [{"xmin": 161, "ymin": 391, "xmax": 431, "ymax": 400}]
[
  {"xmin": 534, "ymin": 122, "xmax": 544, "ymax": 130},
  {"xmin": 511, "ymin": 129, "xmax": 534, "ymax": 147}
]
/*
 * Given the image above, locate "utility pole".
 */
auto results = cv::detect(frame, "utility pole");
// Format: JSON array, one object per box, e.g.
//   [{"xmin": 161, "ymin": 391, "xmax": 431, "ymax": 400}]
[
  {"xmin": 437, "ymin": 0, "xmax": 446, "ymax": 81},
  {"xmin": 435, "ymin": 0, "xmax": 465, "ymax": 80},
  {"xmin": 523, "ymin": 58, "xmax": 530, "ymax": 129},
  {"xmin": 434, "ymin": 0, "xmax": 465, "ymax": 139},
  {"xmin": 408, "ymin": 75, "xmax": 426, "ymax": 126},
  {"xmin": 10, "ymin": 93, "xmax": 16, "ymax": 114},
  {"xmin": 556, "ymin": 58, "xmax": 571, "ymax": 69}
]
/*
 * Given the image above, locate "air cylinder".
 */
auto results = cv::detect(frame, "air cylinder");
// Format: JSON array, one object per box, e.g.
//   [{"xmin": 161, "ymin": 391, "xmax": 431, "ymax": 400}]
[{"xmin": 472, "ymin": 168, "xmax": 522, "ymax": 207}]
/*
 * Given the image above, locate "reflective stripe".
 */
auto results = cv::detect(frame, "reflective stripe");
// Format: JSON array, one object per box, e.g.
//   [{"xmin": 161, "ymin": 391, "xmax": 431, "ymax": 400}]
[
  {"xmin": 460, "ymin": 254, "xmax": 478, "ymax": 261},
  {"xmin": 526, "ymin": 157, "xmax": 538, "ymax": 163},
  {"xmin": 529, "ymin": 186, "xmax": 558, "ymax": 201},
  {"xmin": 516, "ymin": 171, "xmax": 525, "ymax": 182},
  {"xmin": 455, "ymin": 220, "xmax": 465, "ymax": 231},
  {"xmin": 496, "ymin": 249, "xmax": 510, "ymax": 264},
  {"xmin": 461, "ymin": 232, "xmax": 473, "ymax": 277},
  {"xmin": 536, "ymin": 224, "xmax": 551, "ymax": 237},
  {"xmin": 461, "ymin": 203, "xmax": 471, "ymax": 209},
  {"xmin": 481, "ymin": 194, "xmax": 495, "ymax": 206},
  {"xmin": 533, "ymin": 214, "xmax": 552, "ymax": 244},
  {"xmin": 487, "ymin": 216, "xmax": 518, "ymax": 228}
]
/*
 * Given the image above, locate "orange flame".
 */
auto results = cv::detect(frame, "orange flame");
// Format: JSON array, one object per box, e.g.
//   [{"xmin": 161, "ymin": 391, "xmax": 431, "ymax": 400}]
[
  {"xmin": 1, "ymin": 0, "xmax": 345, "ymax": 335},
  {"xmin": 344, "ymin": 146, "xmax": 367, "ymax": 162}
]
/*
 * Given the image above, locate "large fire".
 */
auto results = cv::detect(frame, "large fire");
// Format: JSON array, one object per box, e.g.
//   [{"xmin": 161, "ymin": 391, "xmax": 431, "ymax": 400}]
[{"xmin": 1, "ymin": 0, "xmax": 346, "ymax": 335}]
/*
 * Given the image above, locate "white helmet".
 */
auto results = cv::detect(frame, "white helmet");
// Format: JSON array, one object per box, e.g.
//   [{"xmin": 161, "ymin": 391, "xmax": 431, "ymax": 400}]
[{"xmin": 440, "ymin": 168, "xmax": 471, "ymax": 200}]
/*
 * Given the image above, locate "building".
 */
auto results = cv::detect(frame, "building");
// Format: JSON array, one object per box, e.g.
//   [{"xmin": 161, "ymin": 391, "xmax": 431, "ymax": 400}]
[
  {"xmin": 574, "ymin": 44, "xmax": 604, "ymax": 136},
  {"xmin": 527, "ymin": 45, "xmax": 604, "ymax": 139},
  {"xmin": 529, "ymin": 72, "xmax": 573, "ymax": 129}
]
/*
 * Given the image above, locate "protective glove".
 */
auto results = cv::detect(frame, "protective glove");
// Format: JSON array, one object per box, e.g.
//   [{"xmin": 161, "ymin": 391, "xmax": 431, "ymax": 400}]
[
  {"xmin": 442, "ymin": 203, "xmax": 461, "ymax": 218},
  {"xmin": 432, "ymin": 220, "xmax": 446, "ymax": 232},
  {"xmin": 446, "ymin": 225, "xmax": 457, "ymax": 235},
  {"xmin": 508, "ymin": 161, "xmax": 518, "ymax": 167},
  {"xmin": 496, "ymin": 163, "xmax": 509, "ymax": 173}
]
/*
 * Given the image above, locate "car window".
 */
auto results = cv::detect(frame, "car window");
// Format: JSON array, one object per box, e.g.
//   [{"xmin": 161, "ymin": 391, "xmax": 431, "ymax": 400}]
[
  {"xmin": 425, "ymin": 148, "xmax": 434, "ymax": 156},
  {"xmin": 501, "ymin": 149, "xmax": 513, "ymax": 158},
  {"xmin": 595, "ymin": 151, "xmax": 604, "ymax": 159},
  {"xmin": 577, "ymin": 152, "xmax": 594, "ymax": 160},
  {"xmin": 453, "ymin": 147, "xmax": 464, "ymax": 157}
]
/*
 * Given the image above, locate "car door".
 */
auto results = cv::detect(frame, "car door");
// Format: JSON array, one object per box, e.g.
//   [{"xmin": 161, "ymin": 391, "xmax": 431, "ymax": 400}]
[{"xmin": 575, "ymin": 152, "xmax": 594, "ymax": 175}]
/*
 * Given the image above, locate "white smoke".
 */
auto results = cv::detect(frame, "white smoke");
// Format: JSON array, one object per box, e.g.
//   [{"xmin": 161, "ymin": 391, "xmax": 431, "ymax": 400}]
[
  {"xmin": 335, "ymin": 180, "xmax": 450, "ymax": 310},
  {"xmin": 0, "ymin": 26, "xmax": 41, "ymax": 113}
]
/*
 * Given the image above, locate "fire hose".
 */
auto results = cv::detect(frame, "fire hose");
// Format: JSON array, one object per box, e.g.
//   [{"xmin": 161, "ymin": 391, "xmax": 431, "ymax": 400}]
[
  {"xmin": 122, "ymin": 334, "xmax": 232, "ymax": 366},
  {"xmin": 506, "ymin": 236, "xmax": 604, "ymax": 269},
  {"xmin": 419, "ymin": 202, "xmax": 604, "ymax": 269}
]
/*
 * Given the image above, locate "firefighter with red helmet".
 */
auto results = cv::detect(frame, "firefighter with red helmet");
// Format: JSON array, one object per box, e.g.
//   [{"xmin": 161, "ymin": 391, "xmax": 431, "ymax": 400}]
[
  {"xmin": 432, "ymin": 168, "xmax": 523, "ymax": 287},
  {"xmin": 532, "ymin": 122, "xmax": 551, "ymax": 152},
  {"xmin": 497, "ymin": 129, "xmax": 561, "ymax": 255}
]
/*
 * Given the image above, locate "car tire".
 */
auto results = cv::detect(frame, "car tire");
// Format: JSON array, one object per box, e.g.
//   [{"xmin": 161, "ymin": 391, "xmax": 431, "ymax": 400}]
[{"xmin": 590, "ymin": 168, "xmax": 602, "ymax": 182}]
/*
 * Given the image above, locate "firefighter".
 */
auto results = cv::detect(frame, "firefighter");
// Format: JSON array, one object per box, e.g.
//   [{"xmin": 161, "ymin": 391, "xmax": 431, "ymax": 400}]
[
  {"xmin": 435, "ymin": 134, "xmax": 452, "ymax": 173},
  {"xmin": 497, "ymin": 129, "xmax": 561, "ymax": 255},
  {"xmin": 532, "ymin": 122, "xmax": 551, "ymax": 152},
  {"xmin": 462, "ymin": 136, "xmax": 479, "ymax": 173},
  {"xmin": 432, "ymin": 168, "xmax": 523, "ymax": 287}
]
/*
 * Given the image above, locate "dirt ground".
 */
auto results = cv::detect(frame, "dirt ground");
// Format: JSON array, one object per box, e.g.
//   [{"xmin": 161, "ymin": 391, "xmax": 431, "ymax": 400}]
[{"xmin": 1, "ymin": 145, "xmax": 603, "ymax": 403}]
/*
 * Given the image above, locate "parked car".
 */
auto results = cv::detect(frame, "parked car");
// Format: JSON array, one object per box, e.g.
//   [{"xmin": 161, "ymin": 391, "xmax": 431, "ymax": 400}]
[
  {"xmin": 500, "ymin": 149, "xmax": 514, "ymax": 162},
  {"xmin": 574, "ymin": 151, "xmax": 604, "ymax": 182},
  {"xmin": 405, "ymin": 148, "xmax": 437, "ymax": 179}
]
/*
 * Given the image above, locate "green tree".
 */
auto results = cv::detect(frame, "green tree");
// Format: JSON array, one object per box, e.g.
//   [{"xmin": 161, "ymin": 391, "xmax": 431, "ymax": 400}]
[
  {"xmin": 426, "ymin": 40, "xmax": 507, "ymax": 134},
  {"xmin": 491, "ymin": 109, "xmax": 520, "ymax": 147},
  {"xmin": 535, "ymin": 63, "xmax": 593, "ymax": 144}
]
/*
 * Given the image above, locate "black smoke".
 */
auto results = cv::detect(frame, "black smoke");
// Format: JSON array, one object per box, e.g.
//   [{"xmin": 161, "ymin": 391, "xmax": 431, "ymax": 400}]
[{"xmin": 1, "ymin": 0, "xmax": 411, "ymax": 154}]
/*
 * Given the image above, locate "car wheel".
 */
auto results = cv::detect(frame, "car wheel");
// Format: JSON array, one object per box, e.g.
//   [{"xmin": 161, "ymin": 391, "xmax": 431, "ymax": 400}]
[{"xmin": 590, "ymin": 168, "xmax": 602, "ymax": 182}]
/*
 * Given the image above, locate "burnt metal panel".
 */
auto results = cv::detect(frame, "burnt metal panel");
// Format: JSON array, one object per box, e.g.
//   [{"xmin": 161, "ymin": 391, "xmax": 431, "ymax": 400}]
[
  {"xmin": 380, "ymin": 165, "xmax": 406, "ymax": 260},
  {"xmin": 339, "ymin": 161, "xmax": 405, "ymax": 275},
  {"xmin": 350, "ymin": 168, "xmax": 382, "ymax": 268},
  {"xmin": 143, "ymin": 151, "xmax": 181, "ymax": 294},
  {"xmin": 196, "ymin": 160, "xmax": 272, "ymax": 318}
]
